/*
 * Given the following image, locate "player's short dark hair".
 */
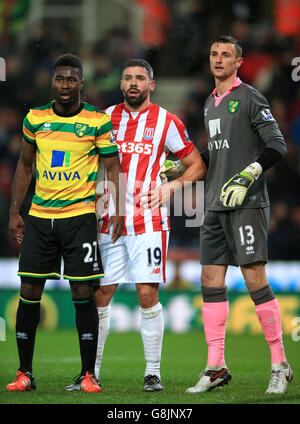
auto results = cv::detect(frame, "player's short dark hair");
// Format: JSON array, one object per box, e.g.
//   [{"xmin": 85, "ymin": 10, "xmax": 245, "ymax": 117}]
[
  {"xmin": 212, "ymin": 35, "xmax": 243, "ymax": 57},
  {"xmin": 122, "ymin": 59, "xmax": 154, "ymax": 80},
  {"xmin": 53, "ymin": 53, "xmax": 83, "ymax": 78}
]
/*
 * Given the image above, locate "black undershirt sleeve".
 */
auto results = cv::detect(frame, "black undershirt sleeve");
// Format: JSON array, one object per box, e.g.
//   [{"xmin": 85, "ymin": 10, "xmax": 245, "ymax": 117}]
[
  {"xmin": 256, "ymin": 147, "xmax": 283, "ymax": 172},
  {"xmin": 200, "ymin": 146, "xmax": 283, "ymax": 172}
]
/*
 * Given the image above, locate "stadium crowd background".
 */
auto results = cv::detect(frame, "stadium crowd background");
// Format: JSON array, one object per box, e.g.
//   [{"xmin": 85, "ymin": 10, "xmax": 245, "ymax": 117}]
[{"xmin": 0, "ymin": 0, "xmax": 300, "ymax": 261}]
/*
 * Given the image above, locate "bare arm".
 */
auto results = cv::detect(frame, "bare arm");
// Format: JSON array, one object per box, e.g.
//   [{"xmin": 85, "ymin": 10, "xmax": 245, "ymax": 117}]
[
  {"xmin": 171, "ymin": 148, "xmax": 207, "ymax": 188},
  {"xmin": 101, "ymin": 154, "xmax": 125, "ymax": 243},
  {"xmin": 140, "ymin": 148, "xmax": 207, "ymax": 210},
  {"xmin": 9, "ymin": 139, "xmax": 36, "ymax": 243}
]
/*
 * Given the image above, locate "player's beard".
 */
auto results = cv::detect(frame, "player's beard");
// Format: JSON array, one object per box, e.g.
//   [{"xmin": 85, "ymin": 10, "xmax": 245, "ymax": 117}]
[{"xmin": 122, "ymin": 88, "xmax": 148, "ymax": 108}]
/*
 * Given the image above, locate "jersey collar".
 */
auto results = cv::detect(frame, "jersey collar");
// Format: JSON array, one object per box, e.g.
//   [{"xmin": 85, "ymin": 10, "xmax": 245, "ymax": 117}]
[
  {"xmin": 123, "ymin": 102, "xmax": 152, "ymax": 117},
  {"xmin": 52, "ymin": 101, "xmax": 85, "ymax": 117},
  {"xmin": 211, "ymin": 77, "xmax": 242, "ymax": 107}
]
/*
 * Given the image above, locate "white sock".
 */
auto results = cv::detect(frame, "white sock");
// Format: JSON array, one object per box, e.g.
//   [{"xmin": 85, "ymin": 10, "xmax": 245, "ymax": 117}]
[
  {"xmin": 140, "ymin": 302, "xmax": 164, "ymax": 379},
  {"xmin": 94, "ymin": 305, "xmax": 110, "ymax": 379}
]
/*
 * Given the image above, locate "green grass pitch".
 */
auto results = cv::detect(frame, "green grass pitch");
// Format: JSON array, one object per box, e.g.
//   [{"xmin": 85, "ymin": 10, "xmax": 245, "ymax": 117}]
[{"xmin": 0, "ymin": 329, "xmax": 299, "ymax": 406}]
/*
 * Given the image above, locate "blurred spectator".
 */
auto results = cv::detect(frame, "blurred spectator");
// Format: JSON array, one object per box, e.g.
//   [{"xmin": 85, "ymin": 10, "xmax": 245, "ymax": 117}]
[
  {"xmin": 268, "ymin": 201, "xmax": 293, "ymax": 260},
  {"xmin": 135, "ymin": 0, "xmax": 171, "ymax": 69},
  {"xmin": 178, "ymin": 77, "xmax": 212, "ymax": 149},
  {"xmin": 289, "ymin": 206, "xmax": 300, "ymax": 258},
  {"xmin": 175, "ymin": 0, "xmax": 209, "ymax": 75}
]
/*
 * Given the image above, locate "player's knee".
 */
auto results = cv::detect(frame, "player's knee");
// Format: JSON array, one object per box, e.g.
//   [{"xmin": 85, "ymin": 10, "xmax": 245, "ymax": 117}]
[
  {"xmin": 137, "ymin": 283, "xmax": 159, "ymax": 308},
  {"xmin": 201, "ymin": 265, "xmax": 226, "ymax": 287},
  {"xmin": 70, "ymin": 282, "xmax": 93, "ymax": 300},
  {"xmin": 94, "ymin": 284, "xmax": 117, "ymax": 307},
  {"xmin": 242, "ymin": 265, "xmax": 268, "ymax": 292},
  {"xmin": 20, "ymin": 277, "xmax": 45, "ymax": 300}
]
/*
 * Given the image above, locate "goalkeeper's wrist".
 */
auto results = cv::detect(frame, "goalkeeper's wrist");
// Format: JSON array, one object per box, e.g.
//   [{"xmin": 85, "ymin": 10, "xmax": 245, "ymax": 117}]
[{"xmin": 243, "ymin": 162, "xmax": 263, "ymax": 180}]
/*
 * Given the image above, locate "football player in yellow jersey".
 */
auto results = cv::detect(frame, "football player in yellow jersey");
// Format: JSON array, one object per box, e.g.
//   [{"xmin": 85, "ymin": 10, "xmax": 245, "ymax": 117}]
[{"xmin": 7, "ymin": 54, "xmax": 124, "ymax": 393}]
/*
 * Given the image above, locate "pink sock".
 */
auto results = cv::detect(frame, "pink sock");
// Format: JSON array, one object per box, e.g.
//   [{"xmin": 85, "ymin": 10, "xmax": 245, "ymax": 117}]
[
  {"xmin": 202, "ymin": 301, "xmax": 229, "ymax": 366},
  {"xmin": 255, "ymin": 298, "xmax": 286, "ymax": 364}
]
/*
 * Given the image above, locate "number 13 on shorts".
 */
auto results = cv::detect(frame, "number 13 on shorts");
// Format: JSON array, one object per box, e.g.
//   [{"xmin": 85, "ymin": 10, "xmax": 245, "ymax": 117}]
[{"xmin": 238, "ymin": 225, "xmax": 255, "ymax": 246}]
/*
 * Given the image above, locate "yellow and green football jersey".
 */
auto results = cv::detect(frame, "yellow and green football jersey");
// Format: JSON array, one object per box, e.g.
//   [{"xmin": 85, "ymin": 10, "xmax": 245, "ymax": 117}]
[{"xmin": 23, "ymin": 101, "xmax": 118, "ymax": 219}]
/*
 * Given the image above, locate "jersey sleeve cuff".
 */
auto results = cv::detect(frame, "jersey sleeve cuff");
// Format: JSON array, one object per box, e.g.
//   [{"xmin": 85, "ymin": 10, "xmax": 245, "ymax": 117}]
[
  {"xmin": 173, "ymin": 143, "xmax": 194, "ymax": 159},
  {"xmin": 100, "ymin": 151, "xmax": 119, "ymax": 158},
  {"xmin": 23, "ymin": 134, "xmax": 36, "ymax": 145}
]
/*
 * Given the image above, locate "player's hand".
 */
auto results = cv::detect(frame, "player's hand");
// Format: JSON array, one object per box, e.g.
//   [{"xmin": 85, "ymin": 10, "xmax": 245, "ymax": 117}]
[
  {"xmin": 159, "ymin": 159, "xmax": 185, "ymax": 183},
  {"xmin": 9, "ymin": 212, "xmax": 24, "ymax": 245},
  {"xmin": 107, "ymin": 215, "xmax": 124, "ymax": 244},
  {"xmin": 220, "ymin": 162, "xmax": 262, "ymax": 207},
  {"xmin": 95, "ymin": 193, "xmax": 109, "ymax": 218},
  {"xmin": 139, "ymin": 180, "xmax": 181, "ymax": 211}
]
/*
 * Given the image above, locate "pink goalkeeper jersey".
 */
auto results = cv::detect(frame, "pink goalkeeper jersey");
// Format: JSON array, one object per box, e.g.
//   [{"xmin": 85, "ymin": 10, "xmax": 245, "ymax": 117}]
[{"xmin": 98, "ymin": 102, "xmax": 195, "ymax": 235}]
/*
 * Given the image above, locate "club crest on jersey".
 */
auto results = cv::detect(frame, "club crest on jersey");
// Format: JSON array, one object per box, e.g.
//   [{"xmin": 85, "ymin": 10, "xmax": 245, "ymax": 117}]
[
  {"xmin": 74, "ymin": 123, "xmax": 88, "ymax": 138},
  {"xmin": 143, "ymin": 127, "xmax": 154, "ymax": 140},
  {"xmin": 228, "ymin": 100, "xmax": 240, "ymax": 114}
]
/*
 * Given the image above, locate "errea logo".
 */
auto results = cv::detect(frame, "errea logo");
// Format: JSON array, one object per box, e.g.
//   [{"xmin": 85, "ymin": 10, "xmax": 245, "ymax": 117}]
[
  {"xmin": 246, "ymin": 245, "xmax": 255, "ymax": 255},
  {"xmin": 43, "ymin": 122, "xmax": 51, "ymax": 131}
]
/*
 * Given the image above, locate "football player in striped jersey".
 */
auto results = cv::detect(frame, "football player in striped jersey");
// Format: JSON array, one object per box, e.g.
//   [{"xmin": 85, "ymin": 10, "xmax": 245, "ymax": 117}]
[{"xmin": 92, "ymin": 59, "xmax": 206, "ymax": 392}]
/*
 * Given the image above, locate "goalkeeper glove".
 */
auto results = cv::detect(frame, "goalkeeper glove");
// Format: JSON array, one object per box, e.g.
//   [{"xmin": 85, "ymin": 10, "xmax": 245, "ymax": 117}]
[
  {"xmin": 159, "ymin": 159, "xmax": 186, "ymax": 183},
  {"xmin": 220, "ymin": 162, "xmax": 262, "ymax": 207}
]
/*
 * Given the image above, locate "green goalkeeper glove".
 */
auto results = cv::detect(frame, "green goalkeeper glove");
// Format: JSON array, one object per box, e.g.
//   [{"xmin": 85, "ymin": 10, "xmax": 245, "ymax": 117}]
[
  {"xmin": 159, "ymin": 159, "xmax": 186, "ymax": 183},
  {"xmin": 220, "ymin": 162, "xmax": 262, "ymax": 207}
]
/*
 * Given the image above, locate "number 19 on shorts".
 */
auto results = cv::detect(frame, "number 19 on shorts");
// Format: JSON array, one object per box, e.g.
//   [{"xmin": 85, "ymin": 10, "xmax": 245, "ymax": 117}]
[{"xmin": 147, "ymin": 247, "xmax": 162, "ymax": 266}]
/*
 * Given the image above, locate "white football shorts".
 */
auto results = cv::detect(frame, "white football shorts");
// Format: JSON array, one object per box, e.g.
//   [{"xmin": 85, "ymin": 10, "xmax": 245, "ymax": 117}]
[{"xmin": 98, "ymin": 230, "xmax": 170, "ymax": 285}]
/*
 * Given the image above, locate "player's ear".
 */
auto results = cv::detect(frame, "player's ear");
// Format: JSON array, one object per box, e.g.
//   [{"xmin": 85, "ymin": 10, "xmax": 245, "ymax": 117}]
[
  {"xmin": 80, "ymin": 79, "xmax": 84, "ymax": 90},
  {"xmin": 236, "ymin": 57, "xmax": 243, "ymax": 69},
  {"xmin": 150, "ymin": 79, "xmax": 155, "ymax": 92}
]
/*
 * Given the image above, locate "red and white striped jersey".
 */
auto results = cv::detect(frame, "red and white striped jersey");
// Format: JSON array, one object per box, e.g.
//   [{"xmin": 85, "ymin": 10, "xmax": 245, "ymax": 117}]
[{"xmin": 97, "ymin": 102, "xmax": 195, "ymax": 235}]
